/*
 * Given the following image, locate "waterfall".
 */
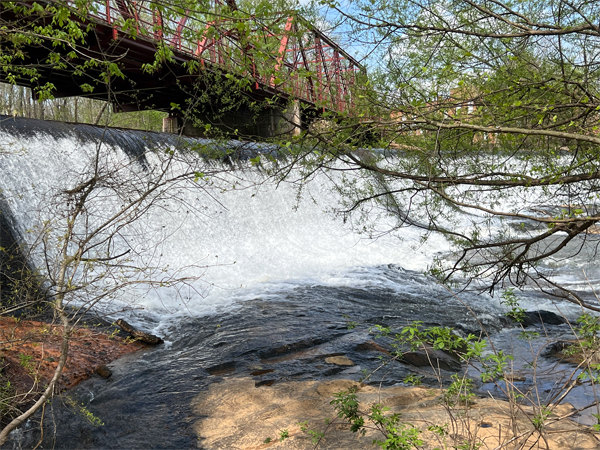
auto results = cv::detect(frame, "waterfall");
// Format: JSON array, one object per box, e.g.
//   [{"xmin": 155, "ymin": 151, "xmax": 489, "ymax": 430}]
[{"xmin": 0, "ymin": 115, "xmax": 449, "ymax": 322}]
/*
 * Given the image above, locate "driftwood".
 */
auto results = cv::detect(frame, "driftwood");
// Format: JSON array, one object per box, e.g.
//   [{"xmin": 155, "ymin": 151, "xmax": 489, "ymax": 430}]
[{"xmin": 115, "ymin": 319, "xmax": 163, "ymax": 345}]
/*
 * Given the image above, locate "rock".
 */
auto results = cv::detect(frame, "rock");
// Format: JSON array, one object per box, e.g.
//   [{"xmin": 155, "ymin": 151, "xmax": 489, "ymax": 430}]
[
  {"xmin": 205, "ymin": 361, "xmax": 236, "ymax": 375},
  {"xmin": 325, "ymin": 356, "xmax": 354, "ymax": 366},
  {"xmin": 521, "ymin": 310, "xmax": 566, "ymax": 327},
  {"xmin": 95, "ymin": 364, "xmax": 112, "ymax": 378},
  {"xmin": 355, "ymin": 340, "xmax": 389, "ymax": 354},
  {"xmin": 545, "ymin": 340, "xmax": 580, "ymax": 364},
  {"xmin": 340, "ymin": 365, "xmax": 362, "ymax": 374},
  {"xmin": 504, "ymin": 373, "xmax": 526, "ymax": 382},
  {"xmin": 546, "ymin": 340, "xmax": 600, "ymax": 365},
  {"xmin": 401, "ymin": 346, "xmax": 462, "ymax": 372},
  {"xmin": 115, "ymin": 319, "xmax": 163, "ymax": 345},
  {"xmin": 191, "ymin": 378, "xmax": 599, "ymax": 450},
  {"xmin": 251, "ymin": 368, "xmax": 275, "ymax": 376},
  {"xmin": 316, "ymin": 379, "xmax": 359, "ymax": 397},
  {"xmin": 257, "ymin": 338, "xmax": 325, "ymax": 360}
]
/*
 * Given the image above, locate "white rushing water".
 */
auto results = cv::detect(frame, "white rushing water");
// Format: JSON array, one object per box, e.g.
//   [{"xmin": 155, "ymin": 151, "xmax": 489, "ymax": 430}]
[
  {"xmin": 6, "ymin": 119, "xmax": 600, "ymax": 440},
  {"xmin": 0, "ymin": 121, "xmax": 454, "ymax": 322},
  {"xmin": 2, "ymin": 119, "xmax": 598, "ymax": 326}
]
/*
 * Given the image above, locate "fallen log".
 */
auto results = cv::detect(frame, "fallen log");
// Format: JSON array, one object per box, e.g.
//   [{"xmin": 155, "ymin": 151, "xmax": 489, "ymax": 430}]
[{"xmin": 115, "ymin": 319, "xmax": 163, "ymax": 345}]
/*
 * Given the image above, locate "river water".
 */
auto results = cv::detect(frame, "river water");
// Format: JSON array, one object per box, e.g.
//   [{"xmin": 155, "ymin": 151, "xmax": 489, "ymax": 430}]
[{"xmin": 0, "ymin": 115, "xmax": 598, "ymax": 449}]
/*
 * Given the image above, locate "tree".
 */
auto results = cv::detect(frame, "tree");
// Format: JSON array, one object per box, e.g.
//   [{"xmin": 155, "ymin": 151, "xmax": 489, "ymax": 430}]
[
  {"xmin": 0, "ymin": 115, "xmax": 238, "ymax": 444},
  {"xmin": 0, "ymin": 0, "xmax": 359, "ymax": 442},
  {"xmin": 283, "ymin": 0, "xmax": 600, "ymax": 311}
]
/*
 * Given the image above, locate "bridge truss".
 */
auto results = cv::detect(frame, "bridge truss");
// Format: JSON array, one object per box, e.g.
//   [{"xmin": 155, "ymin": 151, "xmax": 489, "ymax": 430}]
[{"xmin": 1, "ymin": 0, "xmax": 364, "ymax": 116}]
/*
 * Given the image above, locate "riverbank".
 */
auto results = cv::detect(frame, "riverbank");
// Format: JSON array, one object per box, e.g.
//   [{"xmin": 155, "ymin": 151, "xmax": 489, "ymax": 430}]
[
  {"xmin": 0, "ymin": 316, "xmax": 145, "ymax": 422},
  {"xmin": 194, "ymin": 377, "xmax": 599, "ymax": 449},
  {"xmin": 5, "ymin": 283, "xmax": 599, "ymax": 449}
]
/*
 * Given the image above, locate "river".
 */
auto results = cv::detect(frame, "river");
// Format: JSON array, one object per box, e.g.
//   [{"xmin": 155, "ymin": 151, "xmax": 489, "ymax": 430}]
[{"xmin": 0, "ymin": 115, "xmax": 598, "ymax": 449}]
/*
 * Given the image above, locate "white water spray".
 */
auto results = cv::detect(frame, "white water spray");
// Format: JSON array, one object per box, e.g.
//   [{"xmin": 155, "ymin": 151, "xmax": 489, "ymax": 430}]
[{"xmin": 0, "ymin": 120, "xmax": 450, "ymax": 320}]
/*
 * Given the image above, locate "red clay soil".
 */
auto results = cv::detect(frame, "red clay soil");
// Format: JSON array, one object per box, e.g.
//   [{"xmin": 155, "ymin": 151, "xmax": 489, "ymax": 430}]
[{"xmin": 0, "ymin": 317, "xmax": 145, "ymax": 397}]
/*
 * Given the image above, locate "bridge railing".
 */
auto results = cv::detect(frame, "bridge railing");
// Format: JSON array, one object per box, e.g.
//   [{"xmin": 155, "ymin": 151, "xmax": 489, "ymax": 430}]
[{"xmin": 77, "ymin": 0, "xmax": 363, "ymax": 114}]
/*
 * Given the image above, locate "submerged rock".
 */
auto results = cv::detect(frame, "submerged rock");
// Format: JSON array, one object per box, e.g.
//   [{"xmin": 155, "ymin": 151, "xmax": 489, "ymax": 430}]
[
  {"xmin": 325, "ymin": 356, "xmax": 354, "ymax": 366},
  {"xmin": 401, "ymin": 346, "xmax": 462, "ymax": 372},
  {"xmin": 521, "ymin": 310, "xmax": 567, "ymax": 327},
  {"xmin": 355, "ymin": 340, "xmax": 390, "ymax": 354}
]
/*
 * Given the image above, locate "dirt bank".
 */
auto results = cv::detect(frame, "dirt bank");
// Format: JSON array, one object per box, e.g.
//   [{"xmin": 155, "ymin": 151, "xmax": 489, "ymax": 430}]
[{"xmin": 0, "ymin": 316, "xmax": 145, "ymax": 420}]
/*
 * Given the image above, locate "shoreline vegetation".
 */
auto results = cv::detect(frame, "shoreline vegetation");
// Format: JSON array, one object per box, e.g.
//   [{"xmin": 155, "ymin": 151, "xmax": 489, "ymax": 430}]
[
  {"xmin": 194, "ymin": 377, "xmax": 599, "ymax": 450},
  {"xmin": 3, "ymin": 307, "xmax": 600, "ymax": 449}
]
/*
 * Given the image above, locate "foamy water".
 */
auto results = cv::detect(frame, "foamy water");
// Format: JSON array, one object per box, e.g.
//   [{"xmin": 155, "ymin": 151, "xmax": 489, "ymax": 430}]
[
  {"xmin": 0, "ymin": 121, "xmax": 453, "ymax": 324},
  {"xmin": 2, "ymin": 118, "xmax": 598, "ymax": 328}
]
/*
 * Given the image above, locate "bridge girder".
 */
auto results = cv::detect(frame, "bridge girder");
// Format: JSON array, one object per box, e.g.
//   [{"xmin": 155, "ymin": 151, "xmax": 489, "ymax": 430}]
[{"xmin": 1, "ymin": 0, "xmax": 364, "ymax": 119}]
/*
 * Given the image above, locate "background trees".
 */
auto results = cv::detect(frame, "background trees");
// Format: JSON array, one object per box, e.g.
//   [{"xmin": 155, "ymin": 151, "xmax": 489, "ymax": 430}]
[
  {"xmin": 0, "ymin": 84, "xmax": 166, "ymax": 130},
  {"xmin": 292, "ymin": 0, "xmax": 600, "ymax": 310}
]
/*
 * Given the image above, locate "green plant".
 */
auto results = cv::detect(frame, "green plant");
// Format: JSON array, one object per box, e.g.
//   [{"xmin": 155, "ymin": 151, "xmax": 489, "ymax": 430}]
[
  {"xmin": 278, "ymin": 429, "xmax": 289, "ymax": 441},
  {"xmin": 443, "ymin": 374, "xmax": 475, "ymax": 408},
  {"xmin": 518, "ymin": 330, "xmax": 539, "ymax": 341},
  {"xmin": 302, "ymin": 302, "xmax": 600, "ymax": 449},
  {"xmin": 558, "ymin": 314, "xmax": 600, "ymax": 383},
  {"xmin": 65, "ymin": 396, "xmax": 104, "ymax": 426},
  {"xmin": 500, "ymin": 289, "xmax": 525, "ymax": 323},
  {"xmin": 107, "ymin": 328, "xmax": 120, "ymax": 340},
  {"xmin": 298, "ymin": 421, "xmax": 325, "ymax": 445},
  {"xmin": 402, "ymin": 374, "xmax": 422, "ymax": 386},
  {"xmin": 330, "ymin": 387, "xmax": 423, "ymax": 450},
  {"xmin": 0, "ymin": 380, "xmax": 17, "ymax": 422},
  {"xmin": 18, "ymin": 353, "xmax": 35, "ymax": 373},
  {"xmin": 531, "ymin": 406, "xmax": 551, "ymax": 430},
  {"xmin": 480, "ymin": 351, "xmax": 514, "ymax": 383},
  {"xmin": 342, "ymin": 314, "xmax": 358, "ymax": 330},
  {"xmin": 574, "ymin": 313, "xmax": 600, "ymax": 351}
]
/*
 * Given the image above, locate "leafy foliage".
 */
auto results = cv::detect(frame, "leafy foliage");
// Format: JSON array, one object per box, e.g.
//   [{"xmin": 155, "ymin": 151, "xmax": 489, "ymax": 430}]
[
  {"xmin": 282, "ymin": 0, "xmax": 600, "ymax": 311},
  {"xmin": 331, "ymin": 387, "xmax": 423, "ymax": 450}
]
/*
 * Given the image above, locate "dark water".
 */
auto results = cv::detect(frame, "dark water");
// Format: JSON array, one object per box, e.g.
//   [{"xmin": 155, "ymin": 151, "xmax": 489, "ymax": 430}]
[{"xmin": 6, "ymin": 266, "xmax": 583, "ymax": 450}]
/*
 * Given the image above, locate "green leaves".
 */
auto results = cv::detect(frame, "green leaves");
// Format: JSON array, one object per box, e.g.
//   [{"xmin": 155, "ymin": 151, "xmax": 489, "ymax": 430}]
[
  {"xmin": 331, "ymin": 387, "xmax": 423, "ymax": 449},
  {"xmin": 500, "ymin": 288, "xmax": 525, "ymax": 323}
]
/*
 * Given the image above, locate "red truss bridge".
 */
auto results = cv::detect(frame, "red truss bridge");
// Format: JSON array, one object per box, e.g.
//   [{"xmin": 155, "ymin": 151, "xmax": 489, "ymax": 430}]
[{"xmin": 1, "ymin": 0, "xmax": 364, "ymax": 134}]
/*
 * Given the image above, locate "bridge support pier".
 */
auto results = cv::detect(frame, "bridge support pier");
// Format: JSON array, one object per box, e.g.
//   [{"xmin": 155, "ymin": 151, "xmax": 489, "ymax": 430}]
[
  {"xmin": 163, "ymin": 102, "xmax": 301, "ymax": 140},
  {"xmin": 162, "ymin": 116, "xmax": 179, "ymax": 134}
]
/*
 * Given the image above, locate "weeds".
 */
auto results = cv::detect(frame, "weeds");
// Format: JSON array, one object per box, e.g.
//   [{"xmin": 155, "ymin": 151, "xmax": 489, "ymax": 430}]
[
  {"xmin": 0, "ymin": 379, "xmax": 18, "ymax": 423},
  {"xmin": 295, "ymin": 289, "xmax": 600, "ymax": 449},
  {"xmin": 64, "ymin": 396, "xmax": 104, "ymax": 426}
]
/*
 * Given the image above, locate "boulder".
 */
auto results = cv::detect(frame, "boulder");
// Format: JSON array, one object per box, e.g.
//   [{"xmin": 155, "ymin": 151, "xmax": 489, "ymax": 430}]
[
  {"xmin": 116, "ymin": 319, "xmax": 163, "ymax": 345},
  {"xmin": 521, "ymin": 311, "xmax": 566, "ymax": 327},
  {"xmin": 95, "ymin": 364, "xmax": 112, "ymax": 379},
  {"xmin": 401, "ymin": 346, "xmax": 462, "ymax": 372}
]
